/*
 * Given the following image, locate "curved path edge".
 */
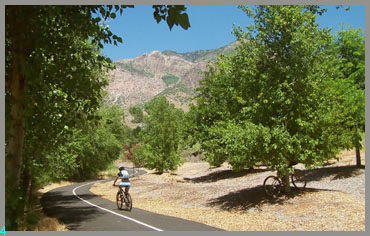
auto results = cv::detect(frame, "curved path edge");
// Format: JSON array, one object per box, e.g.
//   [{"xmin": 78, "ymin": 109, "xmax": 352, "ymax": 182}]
[{"xmin": 41, "ymin": 168, "xmax": 223, "ymax": 231}]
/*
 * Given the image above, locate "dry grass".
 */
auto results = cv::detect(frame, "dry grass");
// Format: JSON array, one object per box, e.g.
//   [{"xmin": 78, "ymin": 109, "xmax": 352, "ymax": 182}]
[
  {"xmin": 91, "ymin": 150, "xmax": 365, "ymax": 231},
  {"xmin": 33, "ymin": 217, "xmax": 69, "ymax": 231}
]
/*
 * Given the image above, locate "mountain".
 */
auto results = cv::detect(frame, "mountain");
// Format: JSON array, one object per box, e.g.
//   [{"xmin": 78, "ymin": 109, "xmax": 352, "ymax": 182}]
[{"xmin": 105, "ymin": 41, "xmax": 239, "ymax": 113}]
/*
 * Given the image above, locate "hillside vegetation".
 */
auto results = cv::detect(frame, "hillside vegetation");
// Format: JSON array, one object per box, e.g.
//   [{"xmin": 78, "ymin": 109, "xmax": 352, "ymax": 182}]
[{"xmin": 162, "ymin": 41, "xmax": 238, "ymax": 63}]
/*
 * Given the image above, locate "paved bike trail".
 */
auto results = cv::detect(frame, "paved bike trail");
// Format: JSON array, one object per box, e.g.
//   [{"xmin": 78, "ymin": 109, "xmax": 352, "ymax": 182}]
[{"xmin": 40, "ymin": 168, "xmax": 223, "ymax": 231}]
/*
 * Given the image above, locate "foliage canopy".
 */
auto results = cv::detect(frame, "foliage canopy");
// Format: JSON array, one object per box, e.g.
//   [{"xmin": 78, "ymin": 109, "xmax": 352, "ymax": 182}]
[
  {"xmin": 328, "ymin": 26, "xmax": 365, "ymax": 165},
  {"xmin": 190, "ymin": 6, "xmax": 346, "ymax": 178},
  {"xmin": 133, "ymin": 96, "xmax": 185, "ymax": 173}
]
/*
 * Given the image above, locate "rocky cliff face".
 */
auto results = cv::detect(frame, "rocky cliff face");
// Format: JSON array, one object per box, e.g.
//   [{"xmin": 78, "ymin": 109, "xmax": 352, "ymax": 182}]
[{"xmin": 105, "ymin": 41, "xmax": 238, "ymax": 112}]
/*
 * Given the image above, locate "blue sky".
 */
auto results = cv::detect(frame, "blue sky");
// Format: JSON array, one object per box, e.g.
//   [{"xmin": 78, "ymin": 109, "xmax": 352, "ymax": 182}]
[{"xmin": 101, "ymin": 5, "xmax": 365, "ymax": 62}]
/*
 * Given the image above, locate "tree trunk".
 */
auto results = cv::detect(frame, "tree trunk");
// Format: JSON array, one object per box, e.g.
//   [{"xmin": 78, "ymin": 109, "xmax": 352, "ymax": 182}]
[
  {"xmin": 6, "ymin": 6, "xmax": 27, "ymax": 201},
  {"xmin": 5, "ymin": 7, "xmax": 29, "ymax": 230},
  {"xmin": 282, "ymin": 173, "xmax": 291, "ymax": 193},
  {"xmin": 356, "ymin": 146, "xmax": 361, "ymax": 167},
  {"xmin": 24, "ymin": 166, "xmax": 33, "ymax": 212},
  {"xmin": 277, "ymin": 167, "xmax": 291, "ymax": 193}
]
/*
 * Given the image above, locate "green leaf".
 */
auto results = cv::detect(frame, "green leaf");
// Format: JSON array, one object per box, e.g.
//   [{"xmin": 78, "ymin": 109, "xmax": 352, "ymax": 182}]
[
  {"xmin": 153, "ymin": 12, "xmax": 161, "ymax": 23},
  {"xmin": 179, "ymin": 13, "xmax": 190, "ymax": 29},
  {"xmin": 166, "ymin": 13, "xmax": 175, "ymax": 31}
]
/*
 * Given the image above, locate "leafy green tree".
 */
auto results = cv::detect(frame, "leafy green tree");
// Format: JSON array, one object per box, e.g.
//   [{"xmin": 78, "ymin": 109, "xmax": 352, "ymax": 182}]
[
  {"xmin": 100, "ymin": 104, "xmax": 127, "ymax": 142},
  {"xmin": 191, "ymin": 5, "xmax": 345, "ymax": 192},
  {"xmin": 35, "ymin": 105, "xmax": 126, "ymax": 183},
  {"xmin": 136, "ymin": 96, "xmax": 185, "ymax": 173},
  {"xmin": 129, "ymin": 106, "xmax": 144, "ymax": 123},
  {"xmin": 330, "ymin": 27, "xmax": 365, "ymax": 166},
  {"xmin": 332, "ymin": 27, "xmax": 365, "ymax": 89},
  {"xmin": 6, "ymin": 6, "xmax": 115, "ymax": 228},
  {"xmin": 5, "ymin": 5, "xmax": 190, "ymax": 229},
  {"xmin": 130, "ymin": 144, "xmax": 146, "ymax": 168}
]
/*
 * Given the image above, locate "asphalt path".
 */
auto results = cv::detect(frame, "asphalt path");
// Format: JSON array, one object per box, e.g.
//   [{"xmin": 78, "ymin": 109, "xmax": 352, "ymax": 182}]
[{"xmin": 41, "ymin": 168, "xmax": 223, "ymax": 231}]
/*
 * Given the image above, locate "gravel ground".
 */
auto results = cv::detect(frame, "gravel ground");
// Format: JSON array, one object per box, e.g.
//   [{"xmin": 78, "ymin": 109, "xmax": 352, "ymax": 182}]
[
  {"xmin": 303, "ymin": 150, "xmax": 365, "ymax": 199},
  {"xmin": 307, "ymin": 168, "xmax": 365, "ymax": 199},
  {"xmin": 91, "ymin": 150, "xmax": 365, "ymax": 231}
]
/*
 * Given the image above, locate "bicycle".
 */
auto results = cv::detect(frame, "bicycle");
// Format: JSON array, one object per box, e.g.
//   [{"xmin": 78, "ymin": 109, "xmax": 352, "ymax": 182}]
[
  {"xmin": 263, "ymin": 169, "xmax": 307, "ymax": 197},
  {"xmin": 114, "ymin": 185, "xmax": 132, "ymax": 211}
]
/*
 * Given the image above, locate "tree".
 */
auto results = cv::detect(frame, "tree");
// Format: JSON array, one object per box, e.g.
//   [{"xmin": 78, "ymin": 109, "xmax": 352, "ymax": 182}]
[
  {"xmin": 330, "ymin": 27, "xmax": 365, "ymax": 166},
  {"xmin": 5, "ymin": 5, "xmax": 190, "ymax": 229},
  {"xmin": 6, "ymin": 6, "xmax": 115, "ymax": 228},
  {"xmin": 191, "ymin": 5, "xmax": 344, "ymax": 192},
  {"xmin": 35, "ymin": 105, "xmax": 127, "ymax": 183},
  {"xmin": 129, "ymin": 106, "xmax": 144, "ymax": 123},
  {"xmin": 136, "ymin": 96, "xmax": 184, "ymax": 173},
  {"xmin": 332, "ymin": 27, "xmax": 365, "ymax": 90}
]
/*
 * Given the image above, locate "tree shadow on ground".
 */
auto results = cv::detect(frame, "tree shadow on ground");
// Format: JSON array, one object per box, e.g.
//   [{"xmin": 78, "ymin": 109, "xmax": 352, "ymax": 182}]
[
  {"xmin": 152, "ymin": 171, "xmax": 178, "ymax": 176},
  {"xmin": 184, "ymin": 168, "xmax": 268, "ymax": 183},
  {"xmin": 206, "ymin": 186, "xmax": 333, "ymax": 212},
  {"xmin": 303, "ymin": 165, "xmax": 364, "ymax": 182},
  {"xmin": 40, "ymin": 191, "xmax": 104, "ymax": 230}
]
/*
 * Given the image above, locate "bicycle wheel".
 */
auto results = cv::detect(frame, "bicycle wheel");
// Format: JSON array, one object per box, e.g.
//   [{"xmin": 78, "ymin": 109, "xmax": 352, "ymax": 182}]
[
  {"xmin": 291, "ymin": 170, "xmax": 307, "ymax": 190},
  {"xmin": 116, "ymin": 191, "xmax": 124, "ymax": 210},
  {"xmin": 124, "ymin": 193, "xmax": 132, "ymax": 211},
  {"xmin": 263, "ymin": 176, "xmax": 281, "ymax": 197}
]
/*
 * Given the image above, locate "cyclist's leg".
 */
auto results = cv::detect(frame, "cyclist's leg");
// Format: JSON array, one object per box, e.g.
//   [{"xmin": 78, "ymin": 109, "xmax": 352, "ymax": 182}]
[{"xmin": 125, "ymin": 186, "xmax": 130, "ymax": 194}]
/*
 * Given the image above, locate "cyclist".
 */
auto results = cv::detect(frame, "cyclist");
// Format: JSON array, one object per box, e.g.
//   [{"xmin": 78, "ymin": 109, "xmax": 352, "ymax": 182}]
[{"xmin": 113, "ymin": 166, "xmax": 131, "ymax": 194}]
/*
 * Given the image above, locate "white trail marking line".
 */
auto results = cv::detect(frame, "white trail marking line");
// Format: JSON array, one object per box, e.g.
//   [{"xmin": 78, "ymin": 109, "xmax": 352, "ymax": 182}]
[{"xmin": 72, "ymin": 179, "xmax": 163, "ymax": 231}]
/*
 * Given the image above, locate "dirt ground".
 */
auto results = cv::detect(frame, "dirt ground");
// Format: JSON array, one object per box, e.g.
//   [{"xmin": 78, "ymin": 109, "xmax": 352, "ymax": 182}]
[{"xmin": 90, "ymin": 150, "xmax": 365, "ymax": 231}]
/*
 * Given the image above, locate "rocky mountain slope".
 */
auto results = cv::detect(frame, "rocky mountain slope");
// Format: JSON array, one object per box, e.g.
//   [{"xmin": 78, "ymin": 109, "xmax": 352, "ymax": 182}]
[{"xmin": 105, "ymin": 41, "xmax": 239, "ymax": 112}]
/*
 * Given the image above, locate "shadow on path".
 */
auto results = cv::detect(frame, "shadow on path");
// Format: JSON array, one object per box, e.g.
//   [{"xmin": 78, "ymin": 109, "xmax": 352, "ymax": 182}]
[
  {"xmin": 41, "ymin": 191, "xmax": 97, "ymax": 205},
  {"xmin": 40, "ymin": 191, "xmax": 104, "ymax": 230}
]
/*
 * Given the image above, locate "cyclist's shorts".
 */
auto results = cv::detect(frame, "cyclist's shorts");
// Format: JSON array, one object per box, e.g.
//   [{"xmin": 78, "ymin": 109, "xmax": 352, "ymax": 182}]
[
  {"xmin": 119, "ymin": 182, "xmax": 130, "ymax": 191},
  {"xmin": 119, "ymin": 182, "xmax": 131, "ymax": 187}
]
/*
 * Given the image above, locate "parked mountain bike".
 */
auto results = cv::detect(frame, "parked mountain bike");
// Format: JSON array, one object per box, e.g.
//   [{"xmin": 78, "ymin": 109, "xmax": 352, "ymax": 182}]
[
  {"xmin": 115, "ymin": 186, "xmax": 132, "ymax": 211},
  {"xmin": 263, "ymin": 169, "xmax": 307, "ymax": 197}
]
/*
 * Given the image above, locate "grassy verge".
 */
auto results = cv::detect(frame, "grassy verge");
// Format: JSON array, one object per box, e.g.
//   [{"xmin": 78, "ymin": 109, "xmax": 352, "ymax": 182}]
[{"xmin": 32, "ymin": 202, "xmax": 69, "ymax": 231}]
